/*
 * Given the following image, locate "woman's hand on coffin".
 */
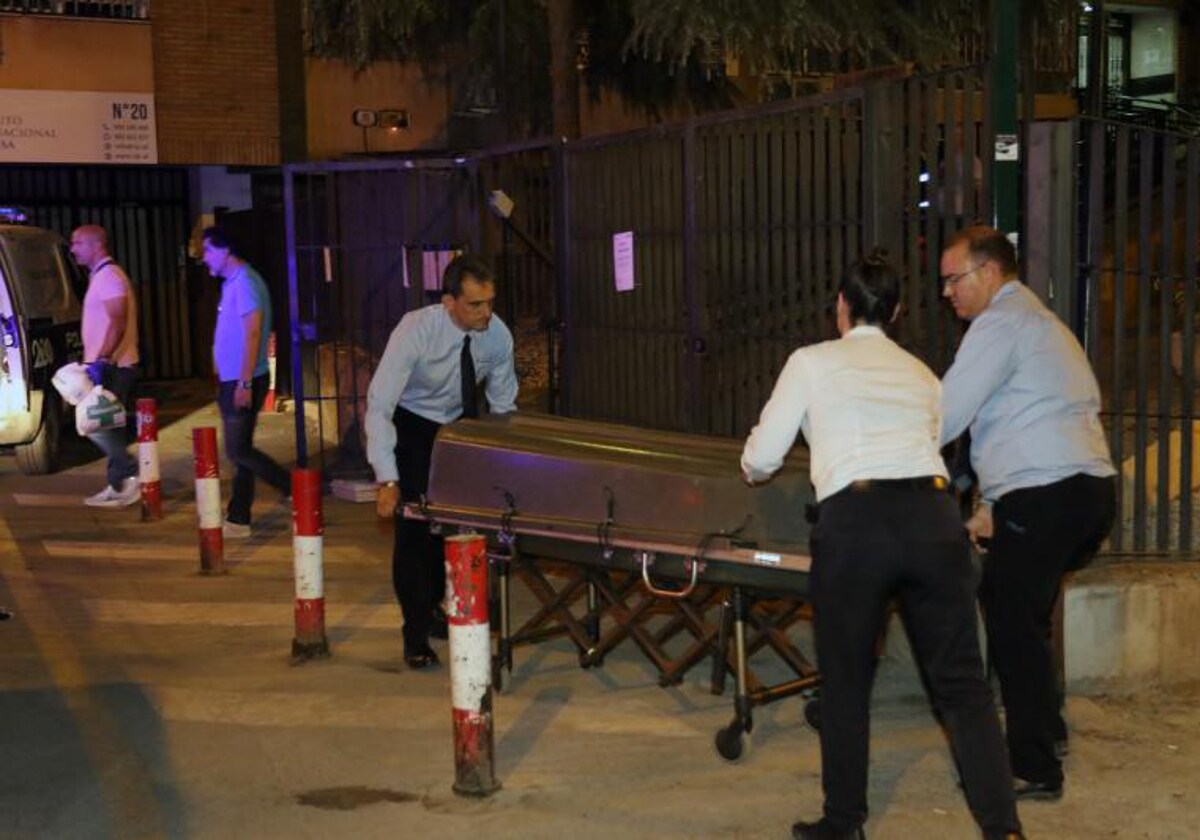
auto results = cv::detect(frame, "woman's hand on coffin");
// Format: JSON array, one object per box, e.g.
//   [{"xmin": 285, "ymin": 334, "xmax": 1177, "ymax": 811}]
[{"xmin": 377, "ymin": 483, "xmax": 400, "ymax": 518}]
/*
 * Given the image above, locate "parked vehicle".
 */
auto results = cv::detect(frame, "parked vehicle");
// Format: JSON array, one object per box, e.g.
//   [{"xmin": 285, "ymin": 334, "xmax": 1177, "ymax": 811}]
[{"xmin": 0, "ymin": 209, "xmax": 84, "ymax": 474}]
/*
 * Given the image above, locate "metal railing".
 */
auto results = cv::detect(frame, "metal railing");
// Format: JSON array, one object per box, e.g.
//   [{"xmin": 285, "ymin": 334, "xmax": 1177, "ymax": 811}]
[{"xmin": 0, "ymin": 0, "xmax": 148, "ymax": 18}]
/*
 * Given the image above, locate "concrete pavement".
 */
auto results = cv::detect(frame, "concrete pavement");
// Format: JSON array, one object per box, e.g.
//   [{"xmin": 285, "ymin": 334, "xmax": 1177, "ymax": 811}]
[{"xmin": 1, "ymin": 382, "xmax": 1198, "ymax": 839}]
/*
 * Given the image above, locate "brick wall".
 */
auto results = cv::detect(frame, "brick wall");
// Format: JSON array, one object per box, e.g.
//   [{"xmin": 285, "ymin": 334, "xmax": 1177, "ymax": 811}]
[{"xmin": 152, "ymin": 0, "xmax": 281, "ymax": 165}]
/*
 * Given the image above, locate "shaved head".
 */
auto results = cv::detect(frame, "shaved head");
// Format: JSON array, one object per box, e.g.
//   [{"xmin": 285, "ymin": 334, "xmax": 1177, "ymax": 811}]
[
  {"xmin": 70, "ymin": 225, "xmax": 110, "ymax": 270},
  {"xmin": 73, "ymin": 225, "xmax": 107, "ymax": 248}
]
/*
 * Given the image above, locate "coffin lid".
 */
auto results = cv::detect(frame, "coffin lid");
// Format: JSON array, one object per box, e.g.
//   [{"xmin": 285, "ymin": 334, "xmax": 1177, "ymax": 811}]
[{"xmin": 425, "ymin": 413, "xmax": 813, "ymax": 553}]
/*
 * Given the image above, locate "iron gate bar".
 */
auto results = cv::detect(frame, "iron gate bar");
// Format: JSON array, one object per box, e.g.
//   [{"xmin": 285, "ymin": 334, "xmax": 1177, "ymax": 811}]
[
  {"xmin": 1158, "ymin": 134, "xmax": 1176, "ymax": 549},
  {"xmin": 1135, "ymin": 130, "xmax": 1152, "ymax": 551},
  {"xmin": 1176, "ymin": 138, "xmax": 1195, "ymax": 552},
  {"xmin": 1111, "ymin": 125, "xmax": 1130, "ymax": 552}
]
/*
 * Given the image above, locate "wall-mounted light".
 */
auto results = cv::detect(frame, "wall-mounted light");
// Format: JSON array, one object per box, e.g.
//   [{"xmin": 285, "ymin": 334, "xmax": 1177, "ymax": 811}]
[
  {"xmin": 378, "ymin": 109, "xmax": 410, "ymax": 131},
  {"xmin": 351, "ymin": 108, "xmax": 409, "ymax": 153}
]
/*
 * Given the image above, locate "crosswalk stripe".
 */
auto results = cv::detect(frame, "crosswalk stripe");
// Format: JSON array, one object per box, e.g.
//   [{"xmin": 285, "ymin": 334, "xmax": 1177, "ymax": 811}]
[
  {"xmin": 13, "ymin": 493, "xmax": 91, "ymax": 507},
  {"xmin": 86, "ymin": 598, "xmax": 398, "ymax": 628},
  {"xmin": 42, "ymin": 540, "xmax": 382, "ymax": 565},
  {"xmin": 46, "ymin": 541, "xmax": 195, "ymax": 560},
  {"xmin": 144, "ymin": 685, "xmax": 700, "ymax": 737}
]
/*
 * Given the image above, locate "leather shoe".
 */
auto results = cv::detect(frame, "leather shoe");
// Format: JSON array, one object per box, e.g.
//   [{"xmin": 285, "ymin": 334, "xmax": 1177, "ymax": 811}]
[
  {"xmin": 1013, "ymin": 778, "xmax": 1063, "ymax": 802},
  {"xmin": 429, "ymin": 606, "xmax": 449, "ymax": 640},
  {"xmin": 792, "ymin": 818, "xmax": 866, "ymax": 839},
  {"xmin": 404, "ymin": 647, "xmax": 440, "ymax": 670}
]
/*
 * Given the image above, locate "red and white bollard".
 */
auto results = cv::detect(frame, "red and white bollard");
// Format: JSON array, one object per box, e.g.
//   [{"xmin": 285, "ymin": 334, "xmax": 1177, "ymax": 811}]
[
  {"xmin": 136, "ymin": 398, "xmax": 162, "ymax": 522},
  {"xmin": 291, "ymin": 467, "xmax": 329, "ymax": 661},
  {"xmin": 446, "ymin": 534, "xmax": 500, "ymax": 797},
  {"xmin": 264, "ymin": 332, "xmax": 278, "ymax": 412},
  {"xmin": 192, "ymin": 427, "xmax": 224, "ymax": 575}
]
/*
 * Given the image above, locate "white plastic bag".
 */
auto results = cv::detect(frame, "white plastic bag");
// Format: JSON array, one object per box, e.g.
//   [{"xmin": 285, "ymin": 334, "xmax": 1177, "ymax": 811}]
[
  {"xmin": 75, "ymin": 385, "xmax": 127, "ymax": 436},
  {"xmin": 52, "ymin": 362, "xmax": 94, "ymax": 406}
]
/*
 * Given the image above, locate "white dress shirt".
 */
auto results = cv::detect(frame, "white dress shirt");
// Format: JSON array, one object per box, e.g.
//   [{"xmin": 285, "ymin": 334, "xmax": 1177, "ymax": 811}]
[
  {"xmin": 741, "ymin": 325, "xmax": 949, "ymax": 501},
  {"xmin": 366, "ymin": 304, "xmax": 518, "ymax": 483}
]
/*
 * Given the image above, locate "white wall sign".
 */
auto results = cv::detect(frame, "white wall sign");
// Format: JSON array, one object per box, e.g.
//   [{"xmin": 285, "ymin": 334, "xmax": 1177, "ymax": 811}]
[
  {"xmin": 612, "ymin": 230, "xmax": 635, "ymax": 292},
  {"xmin": 0, "ymin": 90, "xmax": 157, "ymax": 164}
]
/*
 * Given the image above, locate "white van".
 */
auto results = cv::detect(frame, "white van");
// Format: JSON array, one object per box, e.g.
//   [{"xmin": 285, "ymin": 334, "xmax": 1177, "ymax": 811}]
[{"xmin": 0, "ymin": 214, "xmax": 84, "ymax": 474}]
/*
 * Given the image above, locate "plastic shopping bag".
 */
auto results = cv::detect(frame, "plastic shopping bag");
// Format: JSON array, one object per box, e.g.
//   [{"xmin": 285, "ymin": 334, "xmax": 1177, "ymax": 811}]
[
  {"xmin": 75, "ymin": 385, "xmax": 127, "ymax": 436},
  {"xmin": 52, "ymin": 362, "xmax": 94, "ymax": 406}
]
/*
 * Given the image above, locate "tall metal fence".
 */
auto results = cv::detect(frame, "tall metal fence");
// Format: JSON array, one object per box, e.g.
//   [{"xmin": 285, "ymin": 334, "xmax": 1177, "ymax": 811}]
[
  {"xmin": 562, "ymin": 67, "xmax": 989, "ymax": 436},
  {"xmin": 0, "ymin": 165, "xmax": 192, "ymax": 379},
  {"xmin": 282, "ymin": 67, "xmax": 990, "ymax": 468},
  {"xmin": 282, "ymin": 145, "xmax": 558, "ymax": 471},
  {"xmin": 1073, "ymin": 119, "xmax": 1200, "ymax": 556}
]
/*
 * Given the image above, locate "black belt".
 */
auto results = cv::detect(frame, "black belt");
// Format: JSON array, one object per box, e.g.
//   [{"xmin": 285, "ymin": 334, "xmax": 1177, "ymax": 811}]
[
  {"xmin": 806, "ymin": 475, "xmax": 949, "ymax": 524},
  {"xmin": 847, "ymin": 475, "xmax": 949, "ymax": 493}
]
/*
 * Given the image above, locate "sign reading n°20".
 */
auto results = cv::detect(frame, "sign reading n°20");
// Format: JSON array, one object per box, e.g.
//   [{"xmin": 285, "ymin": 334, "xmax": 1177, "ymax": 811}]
[{"xmin": 0, "ymin": 90, "xmax": 157, "ymax": 165}]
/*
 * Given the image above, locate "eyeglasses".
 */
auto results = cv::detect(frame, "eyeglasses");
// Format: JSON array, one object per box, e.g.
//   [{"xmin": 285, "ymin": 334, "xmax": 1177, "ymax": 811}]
[{"xmin": 940, "ymin": 262, "xmax": 985, "ymax": 287}]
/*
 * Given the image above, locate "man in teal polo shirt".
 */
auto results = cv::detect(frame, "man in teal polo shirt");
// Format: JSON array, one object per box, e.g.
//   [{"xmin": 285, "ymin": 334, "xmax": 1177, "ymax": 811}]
[{"xmin": 201, "ymin": 224, "xmax": 291, "ymax": 539}]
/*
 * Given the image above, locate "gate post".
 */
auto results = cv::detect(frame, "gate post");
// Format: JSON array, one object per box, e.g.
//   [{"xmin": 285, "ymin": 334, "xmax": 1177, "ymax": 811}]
[{"xmin": 283, "ymin": 166, "xmax": 307, "ymax": 468}]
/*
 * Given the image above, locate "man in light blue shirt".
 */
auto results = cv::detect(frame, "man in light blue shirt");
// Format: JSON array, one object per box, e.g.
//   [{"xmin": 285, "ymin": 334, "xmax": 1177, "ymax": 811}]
[
  {"xmin": 202, "ymin": 225, "xmax": 291, "ymax": 539},
  {"xmin": 366, "ymin": 255, "xmax": 517, "ymax": 668},
  {"xmin": 940, "ymin": 226, "xmax": 1116, "ymax": 803}
]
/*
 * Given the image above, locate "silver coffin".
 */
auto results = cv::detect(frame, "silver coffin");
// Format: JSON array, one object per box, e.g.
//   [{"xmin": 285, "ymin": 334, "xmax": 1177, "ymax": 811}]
[{"xmin": 413, "ymin": 413, "xmax": 814, "ymax": 592}]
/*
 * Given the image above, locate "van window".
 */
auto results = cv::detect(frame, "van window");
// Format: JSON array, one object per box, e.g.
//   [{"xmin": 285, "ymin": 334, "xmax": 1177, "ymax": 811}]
[{"xmin": 6, "ymin": 237, "xmax": 73, "ymax": 321}]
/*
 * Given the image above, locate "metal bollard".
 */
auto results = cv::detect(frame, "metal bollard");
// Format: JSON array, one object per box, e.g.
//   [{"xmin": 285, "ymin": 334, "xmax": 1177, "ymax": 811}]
[
  {"xmin": 192, "ymin": 427, "xmax": 224, "ymax": 575},
  {"xmin": 136, "ymin": 398, "xmax": 162, "ymax": 521},
  {"xmin": 264, "ymin": 331, "xmax": 278, "ymax": 412},
  {"xmin": 446, "ymin": 534, "xmax": 500, "ymax": 797},
  {"xmin": 290, "ymin": 468, "xmax": 330, "ymax": 662}
]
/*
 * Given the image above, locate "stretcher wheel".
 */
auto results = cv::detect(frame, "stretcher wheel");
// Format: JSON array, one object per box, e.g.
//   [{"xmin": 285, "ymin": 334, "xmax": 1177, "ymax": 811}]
[
  {"xmin": 803, "ymin": 696, "xmax": 821, "ymax": 732},
  {"xmin": 714, "ymin": 723, "xmax": 748, "ymax": 763},
  {"xmin": 579, "ymin": 649, "xmax": 604, "ymax": 669}
]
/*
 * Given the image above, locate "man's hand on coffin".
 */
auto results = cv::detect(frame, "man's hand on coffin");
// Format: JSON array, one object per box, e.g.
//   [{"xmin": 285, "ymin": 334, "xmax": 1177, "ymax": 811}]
[
  {"xmin": 377, "ymin": 483, "xmax": 400, "ymax": 518},
  {"xmin": 965, "ymin": 504, "xmax": 993, "ymax": 553}
]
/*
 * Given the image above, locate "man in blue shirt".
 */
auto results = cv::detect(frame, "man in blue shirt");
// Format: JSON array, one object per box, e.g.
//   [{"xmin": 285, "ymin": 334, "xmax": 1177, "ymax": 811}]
[
  {"xmin": 202, "ymin": 225, "xmax": 291, "ymax": 539},
  {"xmin": 366, "ymin": 255, "xmax": 518, "ymax": 668},
  {"xmin": 940, "ymin": 226, "xmax": 1116, "ymax": 803}
]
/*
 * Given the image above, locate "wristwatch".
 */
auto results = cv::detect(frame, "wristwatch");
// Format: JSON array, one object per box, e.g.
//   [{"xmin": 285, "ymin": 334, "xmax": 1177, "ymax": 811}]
[
  {"xmin": 379, "ymin": 480, "xmax": 398, "ymax": 489},
  {"xmin": 238, "ymin": 379, "xmax": 252, "ymax": 390}
]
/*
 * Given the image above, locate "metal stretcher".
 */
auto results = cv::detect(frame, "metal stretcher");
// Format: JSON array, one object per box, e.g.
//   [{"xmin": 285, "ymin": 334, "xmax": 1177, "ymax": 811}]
[{"xmin": 406, "ymin": 413, "xmax": 822, "ymax": 760}]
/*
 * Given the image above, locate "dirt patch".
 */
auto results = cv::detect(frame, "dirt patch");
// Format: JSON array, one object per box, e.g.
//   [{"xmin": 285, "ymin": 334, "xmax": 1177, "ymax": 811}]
[{"xmin": 295, "ymin": 786, "xmax": 418, "ymax": 811}]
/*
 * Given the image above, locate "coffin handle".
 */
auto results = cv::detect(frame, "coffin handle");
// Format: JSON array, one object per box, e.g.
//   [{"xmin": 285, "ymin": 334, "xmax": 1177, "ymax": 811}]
[{"xmin": 636, "ymin": 550, "xmax": 700, "ymax": 600}]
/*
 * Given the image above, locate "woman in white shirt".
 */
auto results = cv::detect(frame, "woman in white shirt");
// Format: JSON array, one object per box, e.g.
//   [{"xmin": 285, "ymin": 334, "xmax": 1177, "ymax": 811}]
[{"xmin": 741, "ymin": 251, "xmax": 1023, "ymax": 840}]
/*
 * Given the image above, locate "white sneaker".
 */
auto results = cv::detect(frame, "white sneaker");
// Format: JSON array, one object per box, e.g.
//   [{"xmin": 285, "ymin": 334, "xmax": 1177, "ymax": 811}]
[
  {"xmin": 113, "ymin": 477, "xmax": 140, "ymax": 507},
  {"xmin": 222, "ymin": 520, "xmax": 252, "ymax": 539},
  {"xmin": 84, "ymin": 485, "xmax": 122, "ymax": 507},
  {"xmin": 84, "ymin": 478, "xmax": 140, "ymax": 508}
]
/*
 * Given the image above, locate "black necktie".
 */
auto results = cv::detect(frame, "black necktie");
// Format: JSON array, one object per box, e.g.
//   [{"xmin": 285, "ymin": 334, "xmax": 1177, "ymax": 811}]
[{"xmin": 460, "ymin": 335, "xmax": 479, "ymax": 419}]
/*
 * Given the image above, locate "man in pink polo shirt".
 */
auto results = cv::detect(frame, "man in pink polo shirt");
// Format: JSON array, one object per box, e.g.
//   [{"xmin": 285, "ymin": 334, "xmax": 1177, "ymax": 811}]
[{"xmin": 70, "ymin": 224, "xmax": 140, "ymax": 507}]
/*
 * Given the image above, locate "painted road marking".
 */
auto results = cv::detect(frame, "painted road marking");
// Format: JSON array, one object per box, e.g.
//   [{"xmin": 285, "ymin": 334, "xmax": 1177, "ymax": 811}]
[
  {"xmin": 86, "ymin": 599, "xmax": 397, "ymax": 629},
  {"xmin": 42, "ymin": 540, "xmax": 381, "ymax": 565},
  {"xmin": 13, "ymin": 493, "xmax": 95, "ymax": 507},
  {"xmin": 143, "ymin": 685, "xmax": 699, "ymax": 737}
]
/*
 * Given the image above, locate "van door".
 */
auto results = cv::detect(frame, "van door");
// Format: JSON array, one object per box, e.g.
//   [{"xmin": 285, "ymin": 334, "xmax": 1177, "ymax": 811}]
[{"xmin": 0, "ymin": 253, "xmax": 30, "ymax": 417}]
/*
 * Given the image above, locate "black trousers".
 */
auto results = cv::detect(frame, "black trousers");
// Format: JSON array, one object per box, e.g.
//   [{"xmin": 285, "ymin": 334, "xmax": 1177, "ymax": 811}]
[
  {"xmin": 810, "ymin": 483, "xmax": 1021, "ymax": 838},
  {"xmin": 391, "ymin": 408, "xmax": 447, "ymax": 652},
  {"xmin": 218, "ymin": 374, "xmax": 291, "ymax": 525},
  {"xmin": 983, "ymin": 472, "xmax": 1116, "ymax": 786}
]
